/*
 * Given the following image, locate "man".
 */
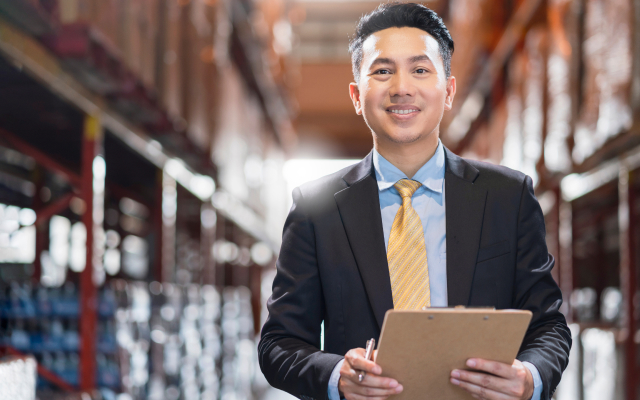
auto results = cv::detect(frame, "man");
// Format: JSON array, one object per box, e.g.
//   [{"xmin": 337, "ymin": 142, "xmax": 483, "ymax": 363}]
[{"xmin": 258, "ymin": 3, "xmax": 571, "ymax": 400}]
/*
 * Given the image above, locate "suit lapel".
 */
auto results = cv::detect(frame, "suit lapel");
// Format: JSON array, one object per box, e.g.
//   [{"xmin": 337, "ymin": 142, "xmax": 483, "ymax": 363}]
[
  {"xmin": 444, "ymin": 148, "xmax": 487, "ymax": 306},
  {"xmin": 334, "ymin": 152, "xmax": 394, "ymax": 330},
  {"xmin": 333, "ymin": 148, "xmax": 487, "ymax": 324}
]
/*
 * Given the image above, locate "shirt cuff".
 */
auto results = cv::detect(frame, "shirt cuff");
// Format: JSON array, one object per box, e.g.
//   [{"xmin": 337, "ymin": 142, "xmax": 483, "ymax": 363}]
[
  {"xmin": 328, "ymin": 359, "xmax": 345, "ymax": 400},
  {"xmin": 522, "ymin": 361, "xmax": 543, "ymax": 400}
]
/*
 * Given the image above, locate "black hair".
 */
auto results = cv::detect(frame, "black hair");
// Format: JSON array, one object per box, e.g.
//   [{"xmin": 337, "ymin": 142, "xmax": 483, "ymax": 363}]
[{"xmin": 348, "ymin": 2, "xmax": 454, "ymax": 84}]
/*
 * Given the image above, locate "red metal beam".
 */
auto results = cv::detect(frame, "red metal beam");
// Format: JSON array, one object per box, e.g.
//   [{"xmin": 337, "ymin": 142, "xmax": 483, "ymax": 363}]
[
  {"xmin": 79, "ymin": 115, "xmax": 100, "ymax": 391},
  {"xmin": 0, "ymin": 346, "xmax": 76, "ymax": 392},
  {"xmin": 35, "ymin": 192, "xmax": 74, "ymax": 226},
  {"xmin": 0, "ymin": 127, "xmax": 82, "ymax": 188}
]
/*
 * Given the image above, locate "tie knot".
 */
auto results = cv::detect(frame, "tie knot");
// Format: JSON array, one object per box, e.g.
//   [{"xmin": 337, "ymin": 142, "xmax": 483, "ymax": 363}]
[{"xmin": 394, "ymin": 179, "xmax": 421, "ymax": 199}]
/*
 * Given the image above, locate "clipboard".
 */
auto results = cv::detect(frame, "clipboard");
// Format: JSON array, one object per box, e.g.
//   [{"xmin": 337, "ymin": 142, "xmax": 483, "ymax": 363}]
[{"xmin": 374, "ymin": 308, "xmax": 532, "ymax": 399}]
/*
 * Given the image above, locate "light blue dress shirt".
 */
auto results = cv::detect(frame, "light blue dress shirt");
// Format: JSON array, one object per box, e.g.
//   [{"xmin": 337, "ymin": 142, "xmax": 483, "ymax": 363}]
[{"xmin": 327, "ymin": 141, "xmax": 542, "ymax": 400}]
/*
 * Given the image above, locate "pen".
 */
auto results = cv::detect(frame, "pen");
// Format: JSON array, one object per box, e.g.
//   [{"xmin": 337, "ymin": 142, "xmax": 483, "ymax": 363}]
[{"xmin": 358, "ymin": 338, "xmax": 376, "ymax": 382}]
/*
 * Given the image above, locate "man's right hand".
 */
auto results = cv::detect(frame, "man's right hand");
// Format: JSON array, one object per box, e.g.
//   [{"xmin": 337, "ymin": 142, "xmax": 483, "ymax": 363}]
[{"xmin": 338, "ymin": 348, "xmax": 403, "ymax": 400}]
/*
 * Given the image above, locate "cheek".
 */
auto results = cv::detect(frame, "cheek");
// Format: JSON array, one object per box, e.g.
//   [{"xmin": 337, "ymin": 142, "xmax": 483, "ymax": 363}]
[
  {"xmin": 361, "ymin": 90, "xmax": 383, "ymax": 113},
  {"xmin": 421, "ymin": 87, "xmax": 447, "ymax": 106}
]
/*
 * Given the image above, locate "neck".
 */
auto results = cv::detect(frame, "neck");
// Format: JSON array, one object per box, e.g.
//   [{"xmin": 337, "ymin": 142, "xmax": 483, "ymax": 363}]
[{"xmin": 374, "ymin": 131, "xmax": 440, "ymax": 178}]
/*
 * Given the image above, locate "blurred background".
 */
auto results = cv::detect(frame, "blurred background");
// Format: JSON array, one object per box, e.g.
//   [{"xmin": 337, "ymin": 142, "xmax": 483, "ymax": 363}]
[{"xmin": 0, "ymin": 0, "xmax": 638, "ymax": 399}]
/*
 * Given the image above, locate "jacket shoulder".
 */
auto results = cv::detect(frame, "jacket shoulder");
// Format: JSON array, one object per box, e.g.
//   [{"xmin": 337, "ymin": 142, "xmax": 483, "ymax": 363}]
[
  {"xmin": 296, "ymin": 163, "xmax": 353, "ymax": 199},
  {"xmin": 464, "ymin": 158, "xmax": 528, "ymax": 190},
  {"xmin": 292, "ymin": 163, "xmax": 355, "ymax": 216}
]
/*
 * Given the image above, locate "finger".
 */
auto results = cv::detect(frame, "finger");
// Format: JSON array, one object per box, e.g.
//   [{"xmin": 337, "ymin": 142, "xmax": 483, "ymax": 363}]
[
  {"xmin": 342, "ymin": 380, "xmax": 403, "ymax": 398},
  {"xmin": 451, "ymin": 369, "xmax": 509, "ymax": 393},
  {"xmin": 345, "ymin": 394, "xmax": 393, "ymax": 400},
  {"xmin": 345, "ymin": 351, "xmax": 382, "ymax": 375},
  {"xmin": 345, "ymin": 348, "xmax": 366, "ymax": 360},
  {"xmin": 466, "ymin": 359, "xmax": 515, "ymax": 379},
  {"xmin": 452, "ymin": 367, "xmax": 530, "ymax": 399},
  {"xmin": 340, "ymin": 365, "xmax": 399, "ymax": 388},
  {"xmin": 339, "ymin": 375, "xmax": 403, "ymax": 400},
  {"xmin": 359, "ymin": 374, "xmax": 401, "ymax": 389},
  {"xmin": 451, "ymin": 379, "xmax": 513, "ymax": 400}
]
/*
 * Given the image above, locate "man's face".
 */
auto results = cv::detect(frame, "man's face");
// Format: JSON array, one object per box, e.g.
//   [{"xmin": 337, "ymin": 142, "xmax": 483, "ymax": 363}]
[{"xmin": 349, "ymin": 27, "xmax": 455, "ymax": 147}]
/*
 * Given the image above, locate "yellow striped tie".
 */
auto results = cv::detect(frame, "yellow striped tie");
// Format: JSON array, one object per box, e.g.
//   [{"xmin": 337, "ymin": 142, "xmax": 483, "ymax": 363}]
[{"xmin": 388, "ymin": 179, "xmax": 430, "ymax": 310}]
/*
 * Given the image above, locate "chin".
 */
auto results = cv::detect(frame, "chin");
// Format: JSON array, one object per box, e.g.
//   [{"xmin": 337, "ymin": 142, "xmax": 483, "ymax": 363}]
[{"xmin": 381, "ymin": 130, "xmax": 427, "ymax": 145}]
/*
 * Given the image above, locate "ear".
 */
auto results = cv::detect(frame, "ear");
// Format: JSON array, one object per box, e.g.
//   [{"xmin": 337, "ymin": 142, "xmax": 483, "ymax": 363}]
[
  {"xmin": 349, "ymin": 82, "xmax": 363, "ymax": 115},
  {"xmin": 444, "ymin": 75, "xmax": 457, "ymax": 111}
]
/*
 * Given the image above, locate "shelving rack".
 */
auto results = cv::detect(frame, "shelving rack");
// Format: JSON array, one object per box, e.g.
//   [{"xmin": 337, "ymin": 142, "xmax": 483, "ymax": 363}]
[
  {"xmin": 442, "ymin": 0, "xmax": 640, "ymax": 398},
  {"xmin": 0, "ymin": 0, "xmax": 294, "ymax": 398}
]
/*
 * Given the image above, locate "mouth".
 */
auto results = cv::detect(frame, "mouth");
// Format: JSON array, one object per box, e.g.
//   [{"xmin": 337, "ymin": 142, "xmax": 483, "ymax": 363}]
[{"xmin": 386, "ymin": 106, "xmax": 420, "ymax": 116}]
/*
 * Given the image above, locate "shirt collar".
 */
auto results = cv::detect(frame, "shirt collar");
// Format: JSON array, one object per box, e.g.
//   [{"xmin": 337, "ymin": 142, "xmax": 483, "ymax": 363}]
[{"xmin": 372, "ymin": 140, "xmax": 445, "ymax": 194}]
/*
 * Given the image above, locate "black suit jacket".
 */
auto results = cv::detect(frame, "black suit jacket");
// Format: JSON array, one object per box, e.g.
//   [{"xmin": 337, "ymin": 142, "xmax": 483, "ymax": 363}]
[{"xmin": 259, "ymin": 148, "xmax": 571, "ymax": 400}]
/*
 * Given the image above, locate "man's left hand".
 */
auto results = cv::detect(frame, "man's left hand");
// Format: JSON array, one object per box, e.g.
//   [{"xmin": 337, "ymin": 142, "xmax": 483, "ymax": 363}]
[{"xmin": 450, "ymin": 358, "xmax": 534, "ymax": 400}]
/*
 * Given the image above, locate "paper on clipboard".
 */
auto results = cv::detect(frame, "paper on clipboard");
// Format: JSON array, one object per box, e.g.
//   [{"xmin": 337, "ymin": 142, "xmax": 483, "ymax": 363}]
[{"xmin": 374, "ymin": 308, "xmax": 532, "ymax": 399}]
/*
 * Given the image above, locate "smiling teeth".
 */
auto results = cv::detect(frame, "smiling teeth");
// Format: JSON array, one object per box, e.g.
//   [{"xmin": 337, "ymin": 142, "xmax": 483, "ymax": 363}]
[{"xmin": 390, "ymin": 109, "xmax": 416, "ymax": 114}]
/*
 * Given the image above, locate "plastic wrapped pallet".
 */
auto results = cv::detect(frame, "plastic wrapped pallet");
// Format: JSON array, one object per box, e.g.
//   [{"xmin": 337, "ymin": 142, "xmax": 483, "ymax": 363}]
[
  {"xmin": 183, "ymin": 0, "xmax": 217, "ymax": 150},
  {"xmin": 0, "ymin": 356, "xmax": 37, "ymax": 400},
  {"xmin": 160, "ymin": 0, "xmax": 184, "ymax": 120},
  {"xmin": 574, "ymin": 0, "xmax": 633, "ymax": 164},
  {"xmin": 117, "ymin": 0, "xmax": 159, "ymax": 89},
  {"xmin": 544, "ymin": 0, "xmax": 573, "ymax": 173},
  {"xmin": 140, "ymin": 0, "xmax": 160, "ymax": 90},
  {"xmin": 501, "ymin": 28, "xmax": 546, "ymax": 182},
  {"xmin": 92, "ymin": 0, "xmax": 119, "ymax": 50},
  {"xmin": 581, "ymin": 328, "xmax": 622, "ymax": 400},
  {"xmin": 56, "ymin": 0, "xmax": 118, "ymax": 46}
]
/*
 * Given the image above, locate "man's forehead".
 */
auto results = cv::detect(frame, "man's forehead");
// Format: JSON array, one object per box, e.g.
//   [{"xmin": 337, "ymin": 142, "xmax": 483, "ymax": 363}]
[{"xmin": 361, "ymin": 27, "xmax": 440, "ymax": 59}]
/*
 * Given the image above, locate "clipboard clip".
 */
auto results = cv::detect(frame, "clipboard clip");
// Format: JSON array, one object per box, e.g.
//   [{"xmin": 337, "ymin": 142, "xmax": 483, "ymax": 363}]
[
  {"xmin": 421, "ymin": 305, "xmax": 467, "ymax": 310},
  {"xmin": 421, "ymin": 305, "xmax": 496, "ymax": 310}
]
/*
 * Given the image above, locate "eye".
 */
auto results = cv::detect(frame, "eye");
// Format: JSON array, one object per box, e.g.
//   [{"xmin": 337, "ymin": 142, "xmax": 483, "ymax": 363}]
[
  {"xmin": 373, "ymin": 69, "xmax": 391, "ymax": 75},
  {"xmin": 415, "ymin": 68, "xmax": 429, "ymax": 74}
]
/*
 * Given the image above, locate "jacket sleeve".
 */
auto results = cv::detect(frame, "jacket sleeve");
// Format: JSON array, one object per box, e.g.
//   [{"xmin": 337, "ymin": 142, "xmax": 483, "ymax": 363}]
[
  {"xmin": 258, "ymin": 187, "xmax": 343, "ymax": 400},
  {"xmin": 513, "ymin": 176, "xmax": 572, "ymax": 400}
]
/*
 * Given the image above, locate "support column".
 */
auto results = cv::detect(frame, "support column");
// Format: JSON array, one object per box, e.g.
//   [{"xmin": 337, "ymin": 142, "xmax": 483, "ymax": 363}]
[
  {"xmin": 32, "ymin": 167, "xmax": 44, "ymax": 284},
  {"xmin": 559, "ymin": 198, "xmax": 573, "ymax": 321},
  {"xmin": 250, "ymin": 263, "xmax": 262, "ymax": 335},
  {"xmin": 79, "ymin": 114, "xmax": 102, "ymax": 392},
  {"xmin": 154, "ymin": 169, "xmax": 164, "ymax": 282},
  {"xmin": 201, "ymin": 203, "xmax": 217, "ymax": 286},
  {"xmin": 162, "ymin": 171, "xmax": 177, "ymax": 283},
  {"xmin": 620, "ymin": 166, "xmax": 637, "ymax": 400},
  {"xmin": 549, "ymin": 186, "xmax": 561, "ymax": 285}
]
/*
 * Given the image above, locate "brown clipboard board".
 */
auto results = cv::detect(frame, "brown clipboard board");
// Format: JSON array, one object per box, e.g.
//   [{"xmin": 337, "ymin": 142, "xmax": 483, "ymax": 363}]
[{"xmin": 374, "ymin": 308, "xmax": 532, "ymax": 399}]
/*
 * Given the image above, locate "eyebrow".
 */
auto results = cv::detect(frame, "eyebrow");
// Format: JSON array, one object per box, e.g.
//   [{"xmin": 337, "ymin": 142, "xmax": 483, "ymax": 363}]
[
  {"xmin": 369, "ymin": 57, "xmax": 395, "ymax": 68},
  {"xmin": 408, "ymin": 55, "xmax": 432, "ymax": 64},
  {"xmin": 369, "ymin": 55, "xmax": 433, "ymax": 68}
]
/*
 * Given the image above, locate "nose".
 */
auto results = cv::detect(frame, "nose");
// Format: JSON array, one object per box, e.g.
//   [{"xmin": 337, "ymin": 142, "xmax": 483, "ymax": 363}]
[{"xmin": 389, "ymin": 70, "xmax": 415, "ymax": 98}]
